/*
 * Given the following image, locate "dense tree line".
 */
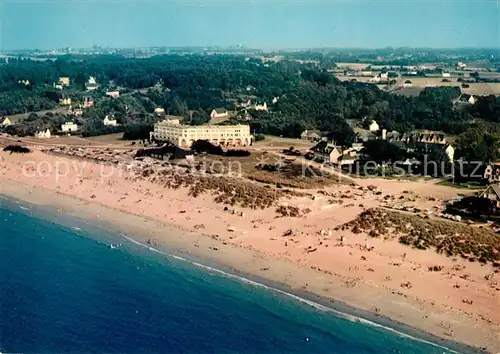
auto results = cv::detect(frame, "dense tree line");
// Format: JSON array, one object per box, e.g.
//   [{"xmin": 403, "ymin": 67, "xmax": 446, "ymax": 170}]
[{"xmin": 0, "ymin": 54, "xmax": 493, "ymax": 146}]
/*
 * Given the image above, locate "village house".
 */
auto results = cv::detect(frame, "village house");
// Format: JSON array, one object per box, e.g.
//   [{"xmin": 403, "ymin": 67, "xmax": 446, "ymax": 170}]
[
  {"xmin": 103, "ymin": 115, "xmax": 118, "ymax": 127},
  {"xmin": 369, "ymin": 120, "xmax": 380, "ymax": 132},
  {"xmin": 442, "ymin": 72, "xmax": 451, "ymax": 78},
  {"xmin": 106, "ymin": 90, "xmax": 120, "ymax": 99},
  {"xmin": 300, "ymin": 130, "xmax": 321, "ymax": 142},
  {"xmin": 61, "ymin": 121, "xmax": 78, "ymax": 133},
  {"xmin": 210, "ymin": 108, "xmax": 229, "ymax": 120},
  {"xmin": 252, "ymin": 102, "xmax": 268, "ymax": 112},
  {"xmin": 83, "ymin": 96, "xmax": 94, "ymax": 108},
  {"xmin": 35, "ymin": 129, "xmax": 51, "ymax": 139},
  {"xmin": 1, "ymin": 117, "xmax": 12, "ymax": 126},
  {"xmin": 59, "ymin": 77, "xmax": 70, "ymax": 86},
  {"xmin": 272, "ymin": 97, "xmax": 279, "ymax": 104},
  {"xmin": 310, "ymin": 141, "xmax": 342, "ymax": 164},
  {"xmin": 338, "ymin": 154, "xmax": 355, "ymax": 166},
  {"xmin": 402, "ymin": 80, "xmax": 413, "ymax": 88},
  {"xmin": 154, "ymin": 107, "xmax": 165, "ymax": 115},
  {"xmin": 457, "ymin": 94, "xmax": 477, "ymax": 105},
  {"xmin": 484, "ymin": 162, "xmax": 500, "ymax": 184},
  {"xmin": 86, "ymin": 76, "xmax": 98, "ymax": 91},
  {"xmin": 68, "ymin": 105, "xmax": 83, "ymax": 117},
  {"xmin": 151, "ymin": 119, "xmax": 253, "ymax": 148},
  {"xmin": 479, "ymin": 184, "xmax": 500, "ymax": 208},
  {"xmin": 59, "ymin": 97, "xmax": 72, "ymax": 106}
]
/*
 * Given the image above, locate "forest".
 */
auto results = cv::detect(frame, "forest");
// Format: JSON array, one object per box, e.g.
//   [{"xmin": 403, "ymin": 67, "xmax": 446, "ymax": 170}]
[{"xmin": 1, "ymin": 54, "xmax": 499, "ymax": 157}]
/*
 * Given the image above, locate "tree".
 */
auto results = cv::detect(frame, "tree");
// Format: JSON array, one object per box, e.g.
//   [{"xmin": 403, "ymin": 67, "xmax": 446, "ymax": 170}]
[
  {"xmin": 455, "ymin": 123, "xmax": 500, "ymax": 163},
  {"xmin": 361, "ymin": 140, "xmax": 407, "ymax": 164},
  {"xmin": 169, "ymin": 96, "xmax": 188, "ymax": 117}
]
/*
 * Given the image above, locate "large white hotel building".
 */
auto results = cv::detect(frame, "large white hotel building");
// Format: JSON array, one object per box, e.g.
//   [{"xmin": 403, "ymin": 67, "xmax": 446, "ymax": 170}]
[{"xmin": 150, "ymin": 119, "xmax": 253, "ymax": 148}]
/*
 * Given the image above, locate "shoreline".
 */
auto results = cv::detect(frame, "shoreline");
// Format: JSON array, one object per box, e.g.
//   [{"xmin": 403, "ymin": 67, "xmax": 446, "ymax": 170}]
[{"xmin": 0, "ymin": 181, "xmax": 487, "ymax": 354}]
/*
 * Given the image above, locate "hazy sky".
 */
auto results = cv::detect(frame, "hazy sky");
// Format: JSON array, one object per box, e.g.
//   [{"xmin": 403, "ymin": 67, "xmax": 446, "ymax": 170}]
[{"xmin": 0, "ymin": 0, "xmax": 498, "ymax": 50}]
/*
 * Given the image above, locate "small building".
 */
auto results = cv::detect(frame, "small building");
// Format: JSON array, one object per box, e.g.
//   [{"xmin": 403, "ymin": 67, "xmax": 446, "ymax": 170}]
[
  {"xmin": 61, "ymin": 121, "xmax": 78, "ymax": 133},
  {"xmin": 252, "ymin": 102, "xmax": 268, "ymax": 112},
  {"xmin": 369, "ymin": 120, "xmax": 380, "ymax": 132},
  {"xmin": 35, "ymin": 129, "xmax": 51, "ymax": 139},
  {"xmin": 338, "ymin": 154, "xmax": 355, "ymax": 166},
  {"xmin": 484, "ymin": 162, "xmax": 500, "ymax": 183},
  {"xmin": 444, "ymin": 144, "xmax": 455, "ymax": 162},
  {"xmin": 272, "ymin": 97, "xmax": 279, "ymax": 104},
  {"xmin": 59, "ymin": 97, "xmax": 72, "ymax": 106},
  {"xmin": 83, "ymin": 96, "xmax": 94, "ymax": 108},
  {"xmin": 300, "ymin": 130, "xmax": 321, "ymax": 142},
  {"xmin": 154, "ymin": 107, "xmax": 165, "ymax": 115},
  {"xmin": 458, "ymin": 94, "xmax": 476, "ymax": 105},
  {"xmin": 86, "ymin": 76, "xmax": 98, "ymax": 91},
  {"xmin": 106, "ymin": 90, "xmax": 120, "ymax": 99},
  {"xmin": 310, "ymin": 141, "xmax": 342, "ymax": 164},
  {"xmin": 442, "ymin": 72, "xmax": 451, "ymax": 78},
  {"xmin": 380, "ymin": 73, "xmax": 389, "ymax": 81},
  {"xmin": 479, "ymin": 184, "xmax": 500, "ymax": 208},
  {"xmin": 103, "ymin": 115, "xmax": 118, "ymax": 127},
  {"xmin": 369, "ymin": 76, "xmax": 381, "ymax": 83},
  {"xmin": 68, "ymin": 105, "xmax": 83, "ymax": 117},
  {"xmin": 59, "ymin": 77, "xmax": 70, "ymax": 86},
  {"xmin": 402, "ymin": 80, "xmax": 413, "ymax": 88},
  {"xmin": 1, "ymin": 117, "xmax": 12, "ymax": 126},
  {"xmin": 210, "ymin": 108, "xmax": 229, "ymax": 120}
]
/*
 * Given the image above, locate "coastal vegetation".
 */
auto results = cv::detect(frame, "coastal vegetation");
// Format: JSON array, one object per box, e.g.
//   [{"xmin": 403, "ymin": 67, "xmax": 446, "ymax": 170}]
[
  {"xmin": 338, "ymin": 208, "xmax": 500, "ymax": 265},
  {"xmin": 3, "ymin": 145, "xmax": 31, "ymax": 154}
]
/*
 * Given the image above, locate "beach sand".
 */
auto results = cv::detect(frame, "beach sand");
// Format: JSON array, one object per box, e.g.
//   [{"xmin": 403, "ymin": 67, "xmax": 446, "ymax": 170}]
[{"xmin": 0, "ymin": 148, "xmax": 498, "ymax": 353}]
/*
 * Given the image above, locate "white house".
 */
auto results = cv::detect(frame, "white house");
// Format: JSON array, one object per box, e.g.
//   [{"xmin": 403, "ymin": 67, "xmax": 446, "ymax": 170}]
[
  {"xmin": 2, "ymin": 117, "xmax": 12, "ymax": 126},
  {"xmin": 103, "ymin": 115, "xmax": 118, "ymax": 127},
  {"xmin": 402, "ymin": 80, "xmax": 413, "ymax": 88},
  {"xmin": 35, "ymin": 129, "xmax": 51, "ymax": 139},
  {"xmin": 442, "ymin": 72, "xmax": 451, "ymax": 78},
  {"xmin": 272, "ymin": 97, "xmax": 279, "ymax": 104},
  {"xmin": 59, "ymin": 97, "xmax": 72, "ymax": 106},
  {"xmin": 59, "ymin": 77, "xmax": 70, "ymax": 86},
  {"xmin": 380, "ymin": 73, "xmax": 389, "ymax": 81},
  {"xmin": 445, "ymin": 144, "xmax": 455, "ymax": 162},
  {"xmin": 61, "ymin": 121, "xmax": 78, "ymax": 133},
  {"xmin": 106, "ymin": 90, "xmax": 120, "ymax": 99},
  {"xmin": 252, "ymin": 102, "xmax": 268, "ymax": 112},
  {"xmin": 210, "ymin": 108, "xmax": 229, "ymax": 120},
  {"xmin": 86, "ymin": 76, "xmax": 98, "ymax": 91},
  {"xmin": 369, "ymin": 120, "xmax": 380, "ymax": 132},
  {"xmin": 369, "ymin": 76, "xmax": 381, "ymax": 83},
  {"xmin": 154, "ymin": 107, "xmax": 165, "ymax": 115}
]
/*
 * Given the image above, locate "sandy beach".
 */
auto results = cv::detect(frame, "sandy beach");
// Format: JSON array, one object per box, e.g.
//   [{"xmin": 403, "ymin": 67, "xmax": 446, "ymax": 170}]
[{"xmin": 0, "ymin": 146, "xmax": 498, "ymax": 353}]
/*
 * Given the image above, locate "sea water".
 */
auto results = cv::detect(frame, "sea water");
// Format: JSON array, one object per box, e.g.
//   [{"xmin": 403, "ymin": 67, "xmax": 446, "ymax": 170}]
[{"xmin": 0, "ymin": 199, "xmax": 459, "ymax": 353}]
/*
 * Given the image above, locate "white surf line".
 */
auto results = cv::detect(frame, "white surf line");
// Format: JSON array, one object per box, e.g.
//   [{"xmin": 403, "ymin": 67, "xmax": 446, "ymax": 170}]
[{"xmin": 122, "ymin": 235, "xmax": 458, "ymax": 353}]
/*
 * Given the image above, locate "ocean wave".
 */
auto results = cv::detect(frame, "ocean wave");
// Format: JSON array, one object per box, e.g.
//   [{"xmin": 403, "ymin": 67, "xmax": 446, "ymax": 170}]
[{"xmin": 122, "ymin": 235, "xmax": 457, "ymax": 354}]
